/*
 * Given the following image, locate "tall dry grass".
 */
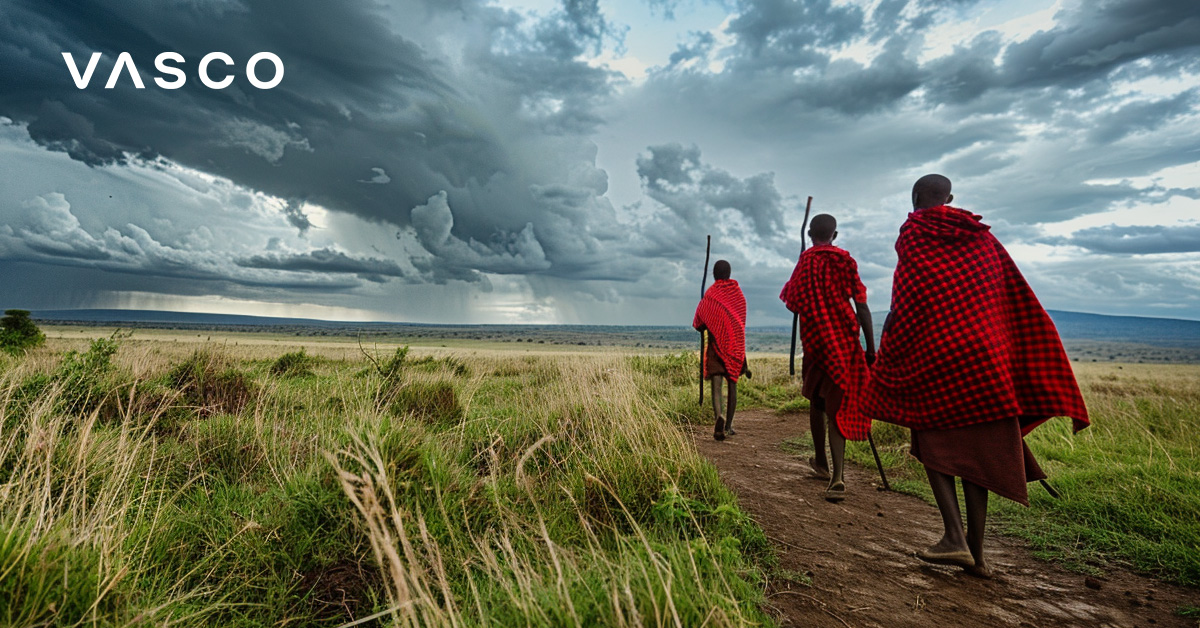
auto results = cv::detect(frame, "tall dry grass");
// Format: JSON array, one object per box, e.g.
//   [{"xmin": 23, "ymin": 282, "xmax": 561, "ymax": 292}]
[{"xmin": 0, "ymin": 337, "xmax": 771, "ymax": 626}]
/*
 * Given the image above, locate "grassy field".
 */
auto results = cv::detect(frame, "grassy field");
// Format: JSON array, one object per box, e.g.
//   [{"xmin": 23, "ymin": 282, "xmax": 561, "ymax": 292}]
[
  {"xmin": 736, "ymin": 359, "xmax": 1200, "ymax": 589},
  {"xmin": 3, "ymin": 330, "xmax": 1197, "ymax": 626},
  {"xmin": 0, "ymin": 335, "xmax": 769, "ymax": 627}
]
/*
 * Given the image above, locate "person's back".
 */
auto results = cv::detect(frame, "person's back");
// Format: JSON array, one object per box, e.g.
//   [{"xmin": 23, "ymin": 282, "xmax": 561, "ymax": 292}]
[
  {"xmin": 694, "ymin": 260, "xmax": 750, "ymax": 440},
  {"xmin": 780, "ymin": 214, "xmax": 874, "ymax": 501},
  {"xmin": 863, "ymin": 174, "xmax": 1088, "ymax": 577}
]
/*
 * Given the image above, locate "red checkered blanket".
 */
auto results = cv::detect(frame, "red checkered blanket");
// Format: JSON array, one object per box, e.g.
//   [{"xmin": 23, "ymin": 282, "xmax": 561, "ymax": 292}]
[
  {"xmin": 863, "ymin": 206, "xmax": 1089, "ymax": 434},
  {"xmin": 693, "ymin": 279, "xmax": 747, "ymax": 382},
  {"xmin": 780, "ymin": 244, "xmax": 872, "ymax": 440}
]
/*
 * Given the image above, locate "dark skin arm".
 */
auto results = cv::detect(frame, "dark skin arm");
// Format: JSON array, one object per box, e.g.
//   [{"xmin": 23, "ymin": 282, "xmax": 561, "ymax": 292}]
[{"xmin": 855, "ymin": 301, "xmax": 875, "ymax": 363}]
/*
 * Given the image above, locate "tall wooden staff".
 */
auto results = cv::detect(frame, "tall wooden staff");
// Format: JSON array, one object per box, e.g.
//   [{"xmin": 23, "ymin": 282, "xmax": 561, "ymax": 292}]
[
  {"xmin": 699, "ymin": 235, "xmax": 711, "ymax": 406},
  {"xmin": 789, "ymin": 196, "xmax": 813, "ymax": 376}
]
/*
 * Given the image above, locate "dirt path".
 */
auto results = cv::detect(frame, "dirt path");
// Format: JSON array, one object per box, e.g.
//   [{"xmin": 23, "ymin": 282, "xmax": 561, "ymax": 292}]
[{"xmin": 693, "ymin": 410, "xmax": 1198, "ymax": 628}]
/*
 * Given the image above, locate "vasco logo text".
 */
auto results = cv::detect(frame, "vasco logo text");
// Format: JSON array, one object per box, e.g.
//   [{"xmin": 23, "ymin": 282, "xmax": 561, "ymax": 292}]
[{"xmin": 62, "ymin": 52, "xmax": 284, "ymax": 89}]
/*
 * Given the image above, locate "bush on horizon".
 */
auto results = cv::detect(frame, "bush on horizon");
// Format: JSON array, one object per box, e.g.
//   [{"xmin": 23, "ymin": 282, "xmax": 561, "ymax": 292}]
[{"xmin": 0, "ymin": 309, "xmax": 45, "ymax": 354}]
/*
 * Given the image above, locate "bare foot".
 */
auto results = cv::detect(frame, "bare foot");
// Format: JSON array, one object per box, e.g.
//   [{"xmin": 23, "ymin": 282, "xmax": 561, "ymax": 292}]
[
  {"xmin": 917, "ymin": 537, "xmax": 975, "ymax": 567},
  {"xmin": 964, "ymin": 561, "xmax": 993, "ymax": 579},
  {"xmin": 808, "ymin": 458, "xmax": 831, "ymax": 480},
  {"xmin": 714, "ymin": 418, "xmax": 725, "ymax": 441}
]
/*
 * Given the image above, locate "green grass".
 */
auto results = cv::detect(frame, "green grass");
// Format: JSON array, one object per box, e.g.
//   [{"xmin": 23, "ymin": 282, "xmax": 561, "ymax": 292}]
[
  {"xmin": 745, "ymin": 357, "xmax": 1200, "ymax": 588},
  {"xmin": 0, "ymin": 339, "xmax": 774, "ymax": 626}
]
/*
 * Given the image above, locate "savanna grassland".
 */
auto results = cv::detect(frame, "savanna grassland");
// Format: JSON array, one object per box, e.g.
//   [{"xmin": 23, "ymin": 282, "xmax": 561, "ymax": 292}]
[
  {"xmin": 2, "ymin": 329, "xmax": 1198, "ymax": 626},
  {"xmin": 0, "ymin": 333, "xmax": 766, "ymax": 627}
]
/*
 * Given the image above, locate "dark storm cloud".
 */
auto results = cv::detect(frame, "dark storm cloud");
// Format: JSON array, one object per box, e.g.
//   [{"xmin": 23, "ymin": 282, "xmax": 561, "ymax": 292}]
[
  {"xmin": 4, "ymin": 0, "xmax": 1200, "ymax": 322},
  {"xmin": 998, "ymin": 0, "xmax": 1200, "ymax": 90},
  {"xmin": 1088, "ymin": 90, "xmax": 1199, "ymax": 144},
  {"xmin": 637, "ymin": 0, "xmax": 1200, "ymax": 226},
  {"xmin": 281, "ymin": 199, "xmax": 313, "ymax": 235},
  {"xmin": 0, "ymin": 192, "xmax": 369, "ymax": 291},
  {"xmin": 0, "ymin": 0, "xmax": 624, "ymax": 280},
  {"xmin": 1065, "ymin": 224, "xmax": 1200, "ymax": 255},
  {"xmin": 914, "ymin": 0, "xmax": 1200, "ymax": 107},
  {"xmin": 238, "ymin": 248, "xmax": 410, "ymax": 282},
  {"xmin": 726, "ymin": 0, "xmax": 864, "ymax": 62},
  {"xmin": 637, "ymin": 143, "xmax": 787, "ymax": 242}
]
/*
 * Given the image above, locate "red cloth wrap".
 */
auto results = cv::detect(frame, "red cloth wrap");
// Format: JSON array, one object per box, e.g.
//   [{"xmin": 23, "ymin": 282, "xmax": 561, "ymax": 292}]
[
  {"xmin": 693, "ymin": 279, "xmax": 747, "ymax": 382},
  {"xmin": 780, "ymin": 244, "xmax": 872, "ymax": 441},
  {"xmin": 862, "ymin": 206, "xmax": 1089, "ymax": 434}
]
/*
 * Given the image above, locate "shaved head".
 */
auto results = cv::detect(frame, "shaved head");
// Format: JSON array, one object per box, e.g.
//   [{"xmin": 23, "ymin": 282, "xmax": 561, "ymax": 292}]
[
  {"xmin": 713, "ymin": 259, "xmax": 731, "ymax": 280},
  {"xmin": 809, "ymin": 214, "xmax": 837, "ymax": 243},
  {"xmin": 913, "ymin": 174, "xmax": 953, "ymax": 209}
]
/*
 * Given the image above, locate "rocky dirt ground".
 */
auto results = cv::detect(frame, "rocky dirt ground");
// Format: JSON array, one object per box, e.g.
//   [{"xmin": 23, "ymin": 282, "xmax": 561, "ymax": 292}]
[{"xmin": 692, "ymin": 410, "xmax": 1198, "ymax": 628}]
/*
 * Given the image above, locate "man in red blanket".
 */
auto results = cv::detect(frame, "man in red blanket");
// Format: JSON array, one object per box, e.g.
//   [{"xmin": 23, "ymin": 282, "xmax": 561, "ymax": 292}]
[
  {"xmin": 693, "ymin": 260, "xmax": 750, "ymax": 441},
  {"xmin": 863, "ymin": 174, "xmax": 1089, "ymax": 577},
  {"xmin": 780, "ymin": 214, "xmax": 875, "ymax": 502}
]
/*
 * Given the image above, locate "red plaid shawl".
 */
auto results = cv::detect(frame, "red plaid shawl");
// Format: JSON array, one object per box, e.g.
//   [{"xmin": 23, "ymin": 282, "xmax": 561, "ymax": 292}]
[
  {"xmin": 863, "ymin": 206, "xmax": 1089, "ymax": 434},
  {"xmin": 693, "ymin": 279, "xmax": 748, "ymax": 382},
  {"xmin": 780, "ymin": 245, "xmax": 872, "ymax": 440}
]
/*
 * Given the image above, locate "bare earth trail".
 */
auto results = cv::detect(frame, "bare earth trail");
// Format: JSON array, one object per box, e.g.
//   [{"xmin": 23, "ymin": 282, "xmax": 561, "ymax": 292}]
[{"xmin": 692, "ymin": 410, "xmax": 1198, "ymax": 628}]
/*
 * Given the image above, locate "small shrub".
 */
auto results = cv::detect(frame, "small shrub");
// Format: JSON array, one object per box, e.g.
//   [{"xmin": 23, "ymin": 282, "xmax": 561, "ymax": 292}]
[
  {"xmin": 55, "ymin": 337, "xmax": 120, "ymax": 415},
  {"xmin": 167, "ymin": 350, "xmax": 253, "ymax": 416},
  {"xmin": 380, "ymin": 346, "xmax": 409, "ymax": 379},
  {"xmin": 271, "ymin": 349, "xmax": 315, "ymax": 378},
  {"xmin": 0, "ymin": 309, "xmax": 45, "ymax": 354}
]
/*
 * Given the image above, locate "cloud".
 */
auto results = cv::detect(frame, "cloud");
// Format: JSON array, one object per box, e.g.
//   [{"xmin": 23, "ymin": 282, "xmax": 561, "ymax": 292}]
[
  {"xmin": 637, "ymin": 143, "xmax": 787, "ymax": 242},
  {"xmin": 1065, "ymin": 223, "xmax": 1200, "ymax": 255},
  {"xmin": 238, "ymin": 248, "xmax": 410, "ymax": 283},
  {"xmin": 2, "ymin": 0, "xmax": 1199, "ymax": 323},
  {"xmin": 217, "ymin": 118, "xmax": 312, "ymax": 163},
  {"xmin": 281, "ymin": 199, "xmax": 314, "ymax": 235},
  {"xmin": 358, "ymin": 167, "xmax": 391, "ymax": 184},
  {"xmin": 0, "ymin": 0, "xmax": 624, "ymax": 282},
  {"xmin": 410, "ymin": 191, "xmax": 551, "ymax": 278},
  {"xmin": 997, "ymin": 0, "xmax": 1200, "ymax": 90},
  {"xmin": 725, "ymin": 0, "xmax": 865, "ymax": 64},
  {"xmin": 1, "ymin": 188, "xmax": 385, "ymax": 292}
]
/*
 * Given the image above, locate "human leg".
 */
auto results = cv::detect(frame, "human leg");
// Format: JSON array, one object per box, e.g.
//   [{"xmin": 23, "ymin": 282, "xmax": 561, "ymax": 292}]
[
  {"xmin": 725, "ymin": 378, "xmax": 737, "ymax": 435},
  {"xmin": 808, "ymin": 398, "xmax": 830, "ymax": 479},
  {"xmin": 828, "ymin": 415, "xmax": 845, "ymax": 485},
  {"xmin": 917, "ymin": 467, "xmax": 974, "ymax": 567},
  {"xmin": 710, "ymin": 375, "xmax": 725, "ymax": 440},
  {"xmin": 962, "ymin": 479, "xmax": 991, "ymax": 577},
  {"xmin": 826, "ymin": 413, "xmax": 846, "ymax": 500}
]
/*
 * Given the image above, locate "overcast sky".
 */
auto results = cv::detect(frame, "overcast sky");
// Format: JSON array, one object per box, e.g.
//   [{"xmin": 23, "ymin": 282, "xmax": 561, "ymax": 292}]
[{"xmin": 1, "ymin": 0, "xmax": 1197, "ymax": 325}]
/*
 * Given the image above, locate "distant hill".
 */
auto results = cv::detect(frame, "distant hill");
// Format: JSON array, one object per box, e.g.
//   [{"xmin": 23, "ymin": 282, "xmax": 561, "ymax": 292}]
[{"xmin": 1044, "ymin": 310, "xmax": 1200, "ymax": 348}]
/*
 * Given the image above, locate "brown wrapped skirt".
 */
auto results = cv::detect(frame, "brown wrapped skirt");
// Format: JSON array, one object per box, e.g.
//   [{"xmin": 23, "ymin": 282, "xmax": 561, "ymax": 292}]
[
  {"xmin": 801, "ymin": 360, "xmax": 847, "ymax": 438},
  {"xmin": 910, "ymin": 418, "xmax": 1047, "ymax": 506},
  {"xmin": 704, "ymin": 331, "xmax": 728, "ymax": 379}
]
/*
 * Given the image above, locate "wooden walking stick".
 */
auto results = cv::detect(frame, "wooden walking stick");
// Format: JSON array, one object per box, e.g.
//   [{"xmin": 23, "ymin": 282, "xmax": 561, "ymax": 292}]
[
  {"xmin": 868, "ymin": 432, "xmax": 891, "ymax": 491},
  {"xmin": 789, "ymin": 196, "xmax": 813, "ymax": 376},
  {"xmin": 699, "ymin": 235, "xmax": 712, "ymax": 406}
]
